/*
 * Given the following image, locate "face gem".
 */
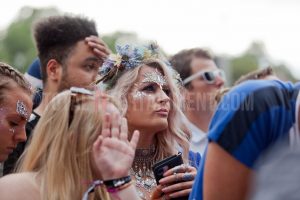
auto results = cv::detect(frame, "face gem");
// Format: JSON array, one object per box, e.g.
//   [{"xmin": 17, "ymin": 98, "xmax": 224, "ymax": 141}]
[{"xmin": 16, "ymin": 100, "xmax": 29, "ymax": 120}]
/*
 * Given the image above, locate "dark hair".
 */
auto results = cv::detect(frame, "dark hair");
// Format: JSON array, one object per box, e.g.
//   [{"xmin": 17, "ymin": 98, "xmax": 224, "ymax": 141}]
[
  {"xmin": 169, "ymin": 48, "xmax": 213, "ymax": 88},
  {"xmin": 34, "ymin": 15, "xmax": 98, "ymax": 83},
  {"xmin": 0, "ymin": 62, "xmax": 33, "ymax": 104}
]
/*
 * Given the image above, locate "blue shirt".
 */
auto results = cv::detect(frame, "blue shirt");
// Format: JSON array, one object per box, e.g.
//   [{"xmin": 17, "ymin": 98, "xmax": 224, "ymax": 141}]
[{"xmin": 189, "ymin": 80, "xmax": 300, "ymax": 200}]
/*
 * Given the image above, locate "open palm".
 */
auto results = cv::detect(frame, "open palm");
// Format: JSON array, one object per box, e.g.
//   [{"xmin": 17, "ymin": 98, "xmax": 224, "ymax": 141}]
[{"xmin": 93, "ymin": 113, "xmax": 139, "ymax": 180}]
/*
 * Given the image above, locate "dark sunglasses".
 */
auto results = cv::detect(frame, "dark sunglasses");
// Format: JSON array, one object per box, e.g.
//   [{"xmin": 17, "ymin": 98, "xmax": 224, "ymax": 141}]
[{"xmin": 183, "ymin": 69, "xmax": 225, "ymax": 85}]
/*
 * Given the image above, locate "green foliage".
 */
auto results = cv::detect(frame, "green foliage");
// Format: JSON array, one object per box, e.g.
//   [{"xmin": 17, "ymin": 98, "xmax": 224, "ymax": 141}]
[
  {"xmin": 0, "ymin": 6, "xmax": 59, "ymax": 72},
  {"xmin": 230, "ymin": 54, "xmax": 259, "ymax": 82}
]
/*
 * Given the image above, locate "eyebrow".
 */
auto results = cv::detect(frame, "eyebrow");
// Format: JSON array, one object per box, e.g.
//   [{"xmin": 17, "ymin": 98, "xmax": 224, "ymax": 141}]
[{"xmin": 84, "ymin": 57, "xmax": 102, "ymax": 63}]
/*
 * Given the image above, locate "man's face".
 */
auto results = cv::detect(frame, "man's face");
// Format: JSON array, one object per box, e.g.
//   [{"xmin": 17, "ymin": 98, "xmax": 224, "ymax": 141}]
[
  {"xmin": 58, "ymin": 40, "xmax": 102, "ymax": 92},
  {"xmin": 186, "ymin": 57, "xmax": 225, "ymax": 111}
]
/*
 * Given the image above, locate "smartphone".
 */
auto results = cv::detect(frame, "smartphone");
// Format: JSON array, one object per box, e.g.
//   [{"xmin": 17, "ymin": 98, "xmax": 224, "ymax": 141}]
[{"xmin": 152, "ymin": 152, "xmax": 183, "ymax": 184}]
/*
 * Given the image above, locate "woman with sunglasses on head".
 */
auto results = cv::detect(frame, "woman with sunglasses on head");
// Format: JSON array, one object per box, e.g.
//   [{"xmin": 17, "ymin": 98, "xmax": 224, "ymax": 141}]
[
  {"xmin": 0, "ymin": 87, "xmax": 141, "ymax": 200},
  {"xmin": 0, "ymin": 62, "xmax": 33, "ymax": 166},
  {"xmin": 98, "ymin": 43, "xmax": 201, "ymax": 200}
]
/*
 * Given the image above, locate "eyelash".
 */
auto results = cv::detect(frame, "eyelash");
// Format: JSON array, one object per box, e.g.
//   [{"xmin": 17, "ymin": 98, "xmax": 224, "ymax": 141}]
[
  {"xmin": 9, "ymin": 121, "xmax": 19, "ymax": 127},
  {"xmin": 85, "ymin": 64, "xmax": 98, "ymax": 71},
  {"xmin": 142, "ymin": 85, "xmax": 156, "ymax": 92},
  {"xmin": 142, "ymin": 85, "xmax": 171, "ymax": 96}
]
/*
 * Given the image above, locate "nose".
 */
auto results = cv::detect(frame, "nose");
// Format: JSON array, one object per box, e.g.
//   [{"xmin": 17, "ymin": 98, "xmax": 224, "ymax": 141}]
[
  {"xmin": 14, "ymin": 127, "xmax": 27, "ymax": 144},
  {"xmin": 214, "ymin": 74, "xmax": 225, "ymax": 88},
  {"xmin": 157, "ymin": 88, "xmax": 170, "ymax": 104}
]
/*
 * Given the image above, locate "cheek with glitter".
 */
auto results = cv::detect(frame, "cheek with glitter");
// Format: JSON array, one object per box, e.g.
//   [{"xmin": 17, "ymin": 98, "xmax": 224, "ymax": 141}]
[
  {"xmin": 16, "ymin": 100, "xmax": 29, "ymax": 120},
  {"xmin": 9, "ymin": 128, "xmax": 15, "ymax": 134},
  {"xmin": 132, "ymin": 91, "xmax": 149, "ymax": 99}
]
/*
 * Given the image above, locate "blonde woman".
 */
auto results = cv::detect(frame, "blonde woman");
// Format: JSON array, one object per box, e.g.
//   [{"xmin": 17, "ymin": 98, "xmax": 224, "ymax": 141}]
[
  {"xmin": 98, "ymin": 44, "xmax": 200, "ymax": 200},
  {"xmin": 0, "ymin": 88, "xmax": 140, "ymax": 200},
  {"xmin": 0, "ymin": 62, "xmax": 33, "ymax": 163}
]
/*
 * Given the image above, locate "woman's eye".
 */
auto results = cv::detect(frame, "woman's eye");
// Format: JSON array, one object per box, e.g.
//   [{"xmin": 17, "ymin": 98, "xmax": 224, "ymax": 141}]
[
  {"xmin": 142, "ymin": 85, "xmax": 156, "ymax": 92},
  {"xmin": 85, "ymin": 64, "xmax": 97, "ymax": 71},
  {"xmin": 9, "ymin": 121, "xmax": 19, "ymax": 127}
]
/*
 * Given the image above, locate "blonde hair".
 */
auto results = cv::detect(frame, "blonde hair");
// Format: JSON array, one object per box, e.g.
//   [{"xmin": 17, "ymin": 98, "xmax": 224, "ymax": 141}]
[
  {"xmin": 17, "ymin": 90, "xmax": 117, "ymax": 200},
  {"xmin": 0, "ymin": 62, "xmax": 33, "ymax": 103},
  {"xmin": 107, "ymin": 59, "xmax": 191, "ymax": 163}
]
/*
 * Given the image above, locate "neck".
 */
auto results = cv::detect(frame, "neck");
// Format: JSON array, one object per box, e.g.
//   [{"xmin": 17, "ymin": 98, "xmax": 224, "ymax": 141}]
[
  {"xmin": 34, "ymin": 85, "xmax": 58, "ymax": 116},
  {"xmin": 184, "ymin": 107, "xmax": 214, "ymax": 132},
  {"xmin": 129, "ymin": 127, "xmax": 156, "ymax": 149}
]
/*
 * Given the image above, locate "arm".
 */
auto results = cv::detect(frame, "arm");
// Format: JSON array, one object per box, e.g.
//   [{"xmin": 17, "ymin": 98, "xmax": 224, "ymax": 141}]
[{"xmin": 204, "ymin": 142, "xmax": 252, "ymax": 200}]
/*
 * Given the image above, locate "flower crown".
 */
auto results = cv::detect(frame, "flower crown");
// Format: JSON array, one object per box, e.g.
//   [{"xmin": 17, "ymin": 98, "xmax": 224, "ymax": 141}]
[{"xmin": 95, "ymin": 43, "xmax": 182, "ymax": 88}]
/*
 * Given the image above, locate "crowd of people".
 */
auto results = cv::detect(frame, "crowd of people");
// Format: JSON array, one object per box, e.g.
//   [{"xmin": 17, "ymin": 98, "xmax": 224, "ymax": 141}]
[{"xmin": 0, "ymin": 14, "xmax": 299, "ymax": 200}]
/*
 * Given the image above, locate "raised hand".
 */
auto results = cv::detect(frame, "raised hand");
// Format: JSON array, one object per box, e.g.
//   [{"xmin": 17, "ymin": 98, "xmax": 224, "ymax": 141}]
[
  {"xmin": 92, "ymin": 113, "xmax": 140, "ymax": 180},
  {"xmin": 85, "ymin": 35, "xmax": 111, "ymax": 60}
]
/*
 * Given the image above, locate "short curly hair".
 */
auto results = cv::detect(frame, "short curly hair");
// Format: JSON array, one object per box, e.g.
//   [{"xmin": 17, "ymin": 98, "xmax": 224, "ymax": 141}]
[{"xmin": 34, "ymin": 15, "xmax": 98, "ymax": 83}]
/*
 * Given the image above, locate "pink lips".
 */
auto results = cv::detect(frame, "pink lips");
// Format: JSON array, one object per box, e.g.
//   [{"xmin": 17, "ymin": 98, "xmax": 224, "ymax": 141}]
[{"xmin": 155, "ymin": 108, "xmax": 169, "ymax": 116}]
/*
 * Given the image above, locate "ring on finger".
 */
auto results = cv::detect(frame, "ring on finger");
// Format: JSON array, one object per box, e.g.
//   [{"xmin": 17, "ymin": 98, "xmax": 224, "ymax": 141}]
[
  {"xmin": 182, "ymin": 172, "xmax": 194, "ymax": 182},
  {"xmin": 173, "ymin": 166, "xmax": 180, "ymax": 175}
]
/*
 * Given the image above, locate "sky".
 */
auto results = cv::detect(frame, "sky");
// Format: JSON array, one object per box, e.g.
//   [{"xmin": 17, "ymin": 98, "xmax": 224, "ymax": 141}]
[{"xmin": 1, "ymin": 0, "xmax": 300, "ymax": 78}]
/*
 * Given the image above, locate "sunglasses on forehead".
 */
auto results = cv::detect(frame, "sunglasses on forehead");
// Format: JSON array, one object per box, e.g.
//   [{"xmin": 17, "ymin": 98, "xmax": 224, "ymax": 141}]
[{"xmin": 183, "ymin": 69, "xmax": 225, "ymax": 85}]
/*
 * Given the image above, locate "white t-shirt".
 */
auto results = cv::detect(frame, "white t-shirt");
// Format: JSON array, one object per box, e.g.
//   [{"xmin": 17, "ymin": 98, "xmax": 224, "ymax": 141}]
[{"xmin": 183, "ymin": 116, "xmax": 208, "ymax": 156}]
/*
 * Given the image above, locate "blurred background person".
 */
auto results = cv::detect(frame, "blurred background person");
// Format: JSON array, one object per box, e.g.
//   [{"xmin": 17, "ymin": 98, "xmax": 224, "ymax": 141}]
[
  {"xmin": 170, "ymin": 48, "xmax": 225, "ymax": 155},
  {"xmin": 0, "ymin": 62, "xmax": 33, "ymax": 176},
  {"xmin": 0, "ymin": 88, "xmax": 140, "ymax": 200},
  {"xmin": 3, "ymin": 15, "xmax": 110, "ymax": 175}
]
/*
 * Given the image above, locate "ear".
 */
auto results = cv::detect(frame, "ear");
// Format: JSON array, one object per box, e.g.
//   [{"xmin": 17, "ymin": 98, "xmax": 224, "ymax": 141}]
[{"xmin": 46, "ymin": 59, "xmax": 62, "ymax": 82}]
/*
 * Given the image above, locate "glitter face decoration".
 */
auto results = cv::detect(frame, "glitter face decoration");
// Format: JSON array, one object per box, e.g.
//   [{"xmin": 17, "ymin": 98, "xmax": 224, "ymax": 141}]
[
  {"xmin": 141, "ymin": 71, "xmax": 167, "ymax": 89},
  {"xmin": 132, "ymin": 71, "xmax": 168, "ymax": 100},
  {"xmin": 16, "ymin": 100, "xmax": 29, "ymax": 120}
]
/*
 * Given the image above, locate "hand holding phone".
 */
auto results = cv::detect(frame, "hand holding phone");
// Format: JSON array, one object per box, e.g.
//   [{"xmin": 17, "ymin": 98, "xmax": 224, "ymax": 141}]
[{"xmin": 152, "ymin": 152, "xmax": 183, "ymax": 185}]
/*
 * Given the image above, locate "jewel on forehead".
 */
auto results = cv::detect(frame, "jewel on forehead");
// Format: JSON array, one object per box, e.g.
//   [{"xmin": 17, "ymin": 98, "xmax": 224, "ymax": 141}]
[
  {"xmin": 16, "ymin": 100, "xmax": 29, "ymax": 119},
  {"xmin": 142, "ymin": 71, "xmax": 167, "ymax": 87}
]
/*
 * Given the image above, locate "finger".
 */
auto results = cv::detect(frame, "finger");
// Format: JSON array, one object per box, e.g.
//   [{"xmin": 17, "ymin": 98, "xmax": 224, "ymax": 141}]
[
  {"xmin": 150, "ymin": 185, "xmax": 164, "ymax": 199},
  {"xmin": 161, "ymin": 181, "xmax": 193, "ymax": 194},
  {"xmin": 120, "ymin": 117, "xmax": 128, "ymax": 141},
  {"xmin": 168, "ymin": 188, "xmax": 192, "ymax": 199},
  {"xmin": 93, "ymin": 48, "xmax": 109, "ymax": 59},
  {"xmin": 163, "ymin": 164, "xmax": 194, "ymax": 177},
  {"xmin": 88, "ymin": 42, "xmax": 110, "ymax": 56},
  {"xmin": 160, "ymin": 172, "xmax": 196, "ymax": 185},
  {"xmin": 85, "ymin": 36, "xmax": 107, "ymax": 46},
  {"xmin": 92, "ymin": 135, "xmax": 103, "ymax": 155},
  {"xmin": 129, "ymin": 130, "xmax": 140, "ymax": 150},
  {"xmin": 111, "ymin": 113, "xmax": 120, "ymax": 138},
  {"xmin": 102, "ymin": 113, "xmax": 111, "ymax": 138}
]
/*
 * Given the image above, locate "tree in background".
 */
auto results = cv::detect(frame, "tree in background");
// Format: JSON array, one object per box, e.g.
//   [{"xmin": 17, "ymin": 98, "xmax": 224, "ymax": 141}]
[
  {"xmin": 0, "ymin": 6, "xmax": 297, "ymax": 83},
  {"xmin": 0, "ymin": 6, "xmax": 59, "ymax": 72}
]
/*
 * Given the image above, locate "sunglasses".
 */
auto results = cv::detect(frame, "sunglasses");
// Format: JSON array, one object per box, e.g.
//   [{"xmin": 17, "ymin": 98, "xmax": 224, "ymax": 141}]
[
  {"xmin": 68, "ymin": 87, "xmax": 94, "ymax": 127},
  {"xmin": 183, "ymin": 69, "xmax": 225, "ymax": 85}
]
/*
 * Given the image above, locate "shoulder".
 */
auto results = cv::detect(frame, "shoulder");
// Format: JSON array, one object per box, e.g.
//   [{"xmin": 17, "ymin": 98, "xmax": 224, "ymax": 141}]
[{"xmin": 0, "ymin": 172, "xmax": 39, "ymax": 200}]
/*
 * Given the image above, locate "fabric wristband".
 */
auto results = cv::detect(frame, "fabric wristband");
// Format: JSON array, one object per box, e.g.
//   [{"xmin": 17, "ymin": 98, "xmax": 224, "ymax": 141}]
[{"xmin": 104, "ymin": 175, "xmax": 131, "ymax": 189}]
